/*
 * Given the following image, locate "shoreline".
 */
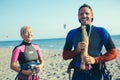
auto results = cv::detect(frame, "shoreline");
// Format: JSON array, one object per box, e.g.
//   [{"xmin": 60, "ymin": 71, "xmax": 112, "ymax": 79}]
[{"xmin": 0, "ymin": 48, "xmax": 120, "ymax": 80}]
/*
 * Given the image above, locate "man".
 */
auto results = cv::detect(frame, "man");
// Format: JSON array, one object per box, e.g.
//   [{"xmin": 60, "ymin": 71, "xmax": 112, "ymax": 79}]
[{"xmin": 62, "ymin": 4, "xmax": 118, "ymax": 80}]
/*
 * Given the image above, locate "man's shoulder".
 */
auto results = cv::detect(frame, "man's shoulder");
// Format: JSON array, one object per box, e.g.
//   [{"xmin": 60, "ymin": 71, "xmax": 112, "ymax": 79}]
[
  {"xmin": 93, "ymin": 25, "xmax": 108, "ymax": 33},
  {"xmin": 68, "ymin": 27, "xmax": 79, "ymax": 34},
  {"xmin": 93, "ymin": 25, "xmax": 106, "ymax": 30}
]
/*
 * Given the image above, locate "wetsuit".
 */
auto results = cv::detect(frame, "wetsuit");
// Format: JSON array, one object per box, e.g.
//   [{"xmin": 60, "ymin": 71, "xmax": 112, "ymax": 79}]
[
  {"xmin": 63, "ymin": 25, "xmax": 117, "ymax": 80},
  {"xmin": 11, "ymin": 41, "xmax": 42, "ymax": 80}
]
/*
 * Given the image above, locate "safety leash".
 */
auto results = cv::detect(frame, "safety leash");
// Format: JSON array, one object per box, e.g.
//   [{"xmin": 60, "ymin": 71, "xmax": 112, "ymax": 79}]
[
  {"xmin": 102, "ymin": 62, "xmax": 113, "ymax": 80},
  {"xmin": 15, "ymin": 69, "xmax": 23, "ymax": 80}
]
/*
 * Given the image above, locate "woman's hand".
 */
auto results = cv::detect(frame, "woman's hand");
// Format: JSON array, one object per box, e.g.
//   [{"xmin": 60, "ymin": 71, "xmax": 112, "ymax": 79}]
[
  {"xmin": 34, "ymin": 66, "xmax": 40, "ymax": 73},
  {"xmin": 22, "ymin": 69, "xmax": 32, "ymax": 75}
]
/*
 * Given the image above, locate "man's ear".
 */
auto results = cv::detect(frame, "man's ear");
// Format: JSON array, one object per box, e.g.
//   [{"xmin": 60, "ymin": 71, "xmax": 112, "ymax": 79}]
[{"xmin": 91, "ymin": 18, "xmax": 93, "ymax": 22}]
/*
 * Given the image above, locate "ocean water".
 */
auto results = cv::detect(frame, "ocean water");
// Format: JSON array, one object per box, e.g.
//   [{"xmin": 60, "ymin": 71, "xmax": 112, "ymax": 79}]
[
  {"xmin": 0, "ymin": 38, "xmax": 66, "ymax": 50},
  {"xmin": 0, "ymin": 35, "xmax": 120, "ymax": 50}
]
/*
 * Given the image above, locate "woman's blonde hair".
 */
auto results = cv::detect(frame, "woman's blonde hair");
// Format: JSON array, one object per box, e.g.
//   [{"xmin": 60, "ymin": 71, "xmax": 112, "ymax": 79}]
[{"xmin": 20, "ymin": 26, "xmax": 32, "ymax": 36}]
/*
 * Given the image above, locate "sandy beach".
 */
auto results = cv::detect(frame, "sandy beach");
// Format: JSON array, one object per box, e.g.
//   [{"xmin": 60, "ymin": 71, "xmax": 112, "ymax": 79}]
[{"xmin": 0, "ymin": 48, "xmax": 120, "ymax": 80}]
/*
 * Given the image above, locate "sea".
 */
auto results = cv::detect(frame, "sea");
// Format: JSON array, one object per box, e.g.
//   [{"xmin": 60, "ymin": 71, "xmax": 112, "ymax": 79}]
[{"xmin": 0, "ymin": 35, "xmax": 120, "ymax": 51}]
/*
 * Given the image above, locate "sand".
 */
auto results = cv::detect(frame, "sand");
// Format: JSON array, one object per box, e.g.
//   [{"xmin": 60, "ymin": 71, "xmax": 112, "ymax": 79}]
[{"xmin": 0, "ymin": 48, "xmax": 120, "ymax": 80}]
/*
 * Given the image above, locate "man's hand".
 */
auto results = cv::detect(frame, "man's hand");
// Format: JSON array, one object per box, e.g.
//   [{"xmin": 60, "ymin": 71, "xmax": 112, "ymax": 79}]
[
  {"xmin": 84, "ymin": 56, "xmax": 95, "ymax": 64},
  {"xmin": 77, "ymin": 41, "xmax": 88, "ymax": 53}
]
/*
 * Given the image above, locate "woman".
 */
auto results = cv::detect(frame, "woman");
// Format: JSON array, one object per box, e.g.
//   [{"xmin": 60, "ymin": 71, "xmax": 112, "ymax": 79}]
[{"xmin": 10, "ymin": 26, "xmax": 44, "ymax": 80}]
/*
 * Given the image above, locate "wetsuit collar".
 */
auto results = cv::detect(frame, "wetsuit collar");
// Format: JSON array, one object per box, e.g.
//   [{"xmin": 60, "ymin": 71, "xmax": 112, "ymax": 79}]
[{"xmin": 22, "ymin": 41, "xmax": 31, "ymax": 45}]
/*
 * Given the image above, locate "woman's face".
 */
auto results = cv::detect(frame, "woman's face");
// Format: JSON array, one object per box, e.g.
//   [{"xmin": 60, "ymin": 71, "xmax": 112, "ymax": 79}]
[
  {"xmin": 21, "ymin": 28, "xmax": 33, "ymax": 42},
  {"xmin": 78, "ymin": 7, "xmax": 93, "ymax": 25}
]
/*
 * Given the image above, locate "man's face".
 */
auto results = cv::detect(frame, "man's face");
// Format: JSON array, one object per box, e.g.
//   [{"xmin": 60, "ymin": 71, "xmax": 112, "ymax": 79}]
[{"xmin": 78, "ymin": 7, "xmax": 93, "ymax": 25}]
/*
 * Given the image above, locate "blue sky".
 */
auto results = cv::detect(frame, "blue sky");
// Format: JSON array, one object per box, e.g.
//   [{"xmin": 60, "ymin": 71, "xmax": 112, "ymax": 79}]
[{"xmin": 0, "ymin": 0, "xmax": 120, "ymax": 41}]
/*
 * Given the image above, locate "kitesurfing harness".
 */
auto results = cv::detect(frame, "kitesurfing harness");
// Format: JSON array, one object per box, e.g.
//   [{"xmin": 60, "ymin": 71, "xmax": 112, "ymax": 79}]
[
  {"xmin": 15, "ymin": 62, "xmax": 39, "ymax": 80},
  {"xmin": 67, "ymin": 59, "xmax": 113, "ymax": 80},
  {"xmin": 13, "ymin": 41, "xmax": 40, "ymax": 80}
]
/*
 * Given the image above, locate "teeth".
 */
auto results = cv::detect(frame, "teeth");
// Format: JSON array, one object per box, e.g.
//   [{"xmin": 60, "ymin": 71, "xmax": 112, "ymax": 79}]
[
  {"xmin": 81, "ymin": 19, "xmax": 87, "ymax": 23},
  {"xmin": 82, "ymin": 19, "xmax": 87, "ymax": 21}
]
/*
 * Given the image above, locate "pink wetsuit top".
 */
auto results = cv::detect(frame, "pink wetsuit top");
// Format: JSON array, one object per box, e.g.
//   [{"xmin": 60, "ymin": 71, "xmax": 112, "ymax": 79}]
[{"xmin": 11, "ymin": 44, "xmax": 42, "ymax": 63}]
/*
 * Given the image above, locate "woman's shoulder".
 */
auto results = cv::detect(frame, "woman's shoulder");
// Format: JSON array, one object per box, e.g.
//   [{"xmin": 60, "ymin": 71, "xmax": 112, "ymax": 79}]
[
  {"xmin": 31, "ymin": 44, "xmax": 40, "ymax": 50},
  {"xmin": 13, "ymin": 44, "xmax": 25, "ymax": 52}
]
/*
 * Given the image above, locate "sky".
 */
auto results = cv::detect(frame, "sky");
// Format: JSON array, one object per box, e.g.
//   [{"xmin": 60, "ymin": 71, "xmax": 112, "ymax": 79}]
[{"xmin": 0, "ymin": 0, "xmax": 120, "ymax": 41}]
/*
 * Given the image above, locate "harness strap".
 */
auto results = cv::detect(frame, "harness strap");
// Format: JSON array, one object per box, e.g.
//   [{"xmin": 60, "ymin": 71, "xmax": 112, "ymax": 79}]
[
  {"xmin": 15, "ymin": 69, "xmax": 23, "ymax": 80},
  {"xmin": 67, "ymin": 60, "xmax": 113, "ymax": 80},
  {"xmin": 67, "ymin": 60, "xmax": 74, "ymax": 80},
  {"xmin": 102, "ymin": 62, "xmax": 113, "ymax": 80},
  {"xmin": 15, "ymin": 62, "xmax": 39, "ymax": 80}
]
